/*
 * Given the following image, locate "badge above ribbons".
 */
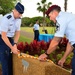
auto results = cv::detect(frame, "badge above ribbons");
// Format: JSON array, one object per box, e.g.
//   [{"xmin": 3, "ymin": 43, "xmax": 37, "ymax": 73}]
[{"xmin": 56, "ymin": 21, "xmax": 60, "ymax": 32}]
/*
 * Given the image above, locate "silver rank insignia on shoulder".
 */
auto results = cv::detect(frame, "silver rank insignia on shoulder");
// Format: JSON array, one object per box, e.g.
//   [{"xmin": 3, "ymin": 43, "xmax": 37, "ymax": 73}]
[{"xmin": 7, "ymin": 15, "xmax": 12, "ymax": 19}]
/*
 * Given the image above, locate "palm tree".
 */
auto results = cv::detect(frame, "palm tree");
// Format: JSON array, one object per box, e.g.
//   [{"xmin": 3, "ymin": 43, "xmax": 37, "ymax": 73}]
[
  {"xmin": 37, "ymin": 0, "xmax": 52, "ymax": 18},
  {"xmin": 64, "ymin": 0, "xmax": 68, "ymax": 11},
  {"xmin": 37, "ymin": 0, "xmax": 52, "ymax": 30}
]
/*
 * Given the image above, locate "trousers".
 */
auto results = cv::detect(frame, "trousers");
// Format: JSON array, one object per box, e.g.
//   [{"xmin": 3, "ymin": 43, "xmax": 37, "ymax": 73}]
[
  {"xmin": 34, "ymin": 30, "xmax": 39, "ymax": 41},
  {"xmin": 0, "ymin": 35, "xmax": 14, "ymax": 75},
  {"xmin": 72, "ymin": 44, "xmax": 75, "ymax": 75}
]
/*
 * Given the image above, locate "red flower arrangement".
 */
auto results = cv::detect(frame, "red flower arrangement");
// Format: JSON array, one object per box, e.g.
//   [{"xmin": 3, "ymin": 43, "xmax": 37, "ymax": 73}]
[
  {"xmin": 17, "ymin": 37, "xmax": 73, "ymax": 69},
  {"xmin": 17, "ymin": 40, "xmax": 49, "ymax": 55},
  {"xmin": 17, "ymin": 37, "xmax": 68, "ymax": 55}
]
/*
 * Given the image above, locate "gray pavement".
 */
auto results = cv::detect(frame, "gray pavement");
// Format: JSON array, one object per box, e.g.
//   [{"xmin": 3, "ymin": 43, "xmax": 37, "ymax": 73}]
[{"xmin": 20, "ymin": 30, "xmax": 34, "ymax": 39}]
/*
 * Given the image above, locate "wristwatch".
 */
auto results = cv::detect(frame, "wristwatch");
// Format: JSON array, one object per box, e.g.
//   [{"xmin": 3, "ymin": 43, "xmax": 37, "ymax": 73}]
[
  {"xmin": 14, "ymin": 42, "xmax": 17, "ymax": 45},
  {"xmin": 45, "ymin": 51, "xmax": 50, "ymax": 56}
]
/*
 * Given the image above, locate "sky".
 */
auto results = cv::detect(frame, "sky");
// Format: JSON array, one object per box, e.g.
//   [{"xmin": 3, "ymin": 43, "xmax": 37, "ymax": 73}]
[{"xmin": 21, "ymin": 0, "xmax": 75, "ymax": 18}]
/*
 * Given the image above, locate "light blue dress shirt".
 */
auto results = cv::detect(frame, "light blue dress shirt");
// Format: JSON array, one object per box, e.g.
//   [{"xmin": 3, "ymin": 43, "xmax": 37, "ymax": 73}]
[
  {"xmin": 0, "ymin": 12, "xmax": 21, "ymax": 37},
  {"xmin": 55, "ymin": 11, "xmax": 75, "ymax": 45},
  {"xmin": 33, "ymin": 24, "xmax": 39, "ymax": 30}
]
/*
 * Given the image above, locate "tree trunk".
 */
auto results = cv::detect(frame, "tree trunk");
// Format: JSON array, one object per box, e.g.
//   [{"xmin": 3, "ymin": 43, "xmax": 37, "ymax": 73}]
[{"xmin": 64, "ymin": 0, "xmax": 68, "ymax": 11}]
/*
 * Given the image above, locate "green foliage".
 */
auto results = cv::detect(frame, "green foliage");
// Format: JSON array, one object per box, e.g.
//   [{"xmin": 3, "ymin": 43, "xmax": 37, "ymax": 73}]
[
  {"xmin": 41, "ymin": 50, "xmax": 45, "ymax": 54},
  {"xmin": 65, "ymin": 58, "xmax": 71, "ymax": 65},
  {"xmin": 21, "ymin": 17, "xmax": 55, "ymax": 27},
  {"xmin": 45, "ymin": 17, "xmax": 55, "ymax": 26},
  {"xmin": 0, "ymin": 0, "xmax": 20, "ymax": 15},
  {"xmin": 56, "ymin": 54, "xmax": 63, "ymax": 60},
  {"xmin": 22, "ymin": 17, "xmax": 31, "ymax": 27},
  {"xmin": 62, "ymin": 51, "xmax": 65, "ymax": 55},
  {"xmin": 49, "ymin": 53, "xmax": 55, "ymax": 62},
  {"xmin": 65, "ymin": 53, "xmax": 73, "ymax": 65},
  {"xmin": 41, "ymin": 0, "xmax": 46, "ymax": 4},
  {"xmin": 22, "ymin": 16, "xmax": 43, "ymax": 27}
]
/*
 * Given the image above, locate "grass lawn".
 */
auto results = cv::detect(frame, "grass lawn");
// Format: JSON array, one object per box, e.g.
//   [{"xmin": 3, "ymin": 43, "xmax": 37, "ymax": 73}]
[
  {"xmin": 19, "ymin": 35, "xmax": 32, "ymax": 43},
  {"xmin": 21, "ymin": 27, "xmax": 55, "ymax": 34}
]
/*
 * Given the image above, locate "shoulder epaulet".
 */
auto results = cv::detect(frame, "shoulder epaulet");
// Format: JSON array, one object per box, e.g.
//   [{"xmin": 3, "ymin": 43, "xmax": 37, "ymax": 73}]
[{"xmin": 7, "ymin": 15, "xmax": 12, "ymax": 19}]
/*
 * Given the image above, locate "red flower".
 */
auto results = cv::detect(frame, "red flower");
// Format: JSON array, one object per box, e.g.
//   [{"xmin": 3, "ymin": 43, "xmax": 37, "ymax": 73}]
[
  {"xmin": 59, "ymin": 37, "xmax": 68, "ymax": 48},
  {"xmin": 17, "ymin": 42, "xmax": 25, "ymax": 52}
]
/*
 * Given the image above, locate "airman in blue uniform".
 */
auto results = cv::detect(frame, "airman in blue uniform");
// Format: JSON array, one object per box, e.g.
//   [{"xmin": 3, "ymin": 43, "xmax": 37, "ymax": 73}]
[
  {"xmin": 33, "ymin": 20, "xmax": 40, "ymax": 41},
  {"xmin": 39, "ymin": 5, "xmax": 75, "ymax": 75},
  {"xmin": 0, "ymin": 2, "xmax": 24, "ymax": 75}
]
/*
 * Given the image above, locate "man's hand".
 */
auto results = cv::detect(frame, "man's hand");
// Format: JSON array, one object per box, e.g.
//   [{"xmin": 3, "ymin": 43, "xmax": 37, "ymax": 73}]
[
  {"xmin": 58, "ymin": 58, "xmax": 66, "ymax": 67},
  {"xmin": 38, "ymin": 53, "xmax": 48, "ymax": 61},
  {"xmin": 13, "ymin": 44, "xmax": 17, "ymax": 48},
  {"xmin": 11, "ymin": 46, "xmax": 20, "ymax": 54}
]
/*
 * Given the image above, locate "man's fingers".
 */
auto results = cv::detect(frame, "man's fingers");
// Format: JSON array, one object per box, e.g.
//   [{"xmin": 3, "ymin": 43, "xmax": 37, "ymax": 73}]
[
  {"xmin": 38, "ymin": 57, "xmax": 47, "ymax": 62},
  {"xmin": 58, "ymin": 61, "xmax": 63, "ymax": 67}
]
